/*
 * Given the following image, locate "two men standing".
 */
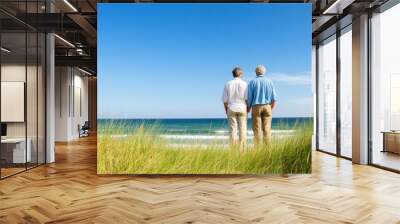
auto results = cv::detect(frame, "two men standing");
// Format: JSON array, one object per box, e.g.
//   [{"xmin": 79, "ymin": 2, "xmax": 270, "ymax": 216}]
[{"xmin": 222, "ymin": 65, "xmax": 277, "ymax": 147}]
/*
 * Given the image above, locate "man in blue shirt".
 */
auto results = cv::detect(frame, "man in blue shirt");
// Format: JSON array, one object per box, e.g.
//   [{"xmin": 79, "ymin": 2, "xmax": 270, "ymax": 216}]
[{"xmin": 247, "ymin": 65, "xmax": 277, "ymax": 144}]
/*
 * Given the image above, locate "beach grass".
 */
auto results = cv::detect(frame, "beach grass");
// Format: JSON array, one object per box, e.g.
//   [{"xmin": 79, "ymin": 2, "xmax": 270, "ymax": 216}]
[{"xmin": 97, "ymin": 121, "xmax": 312, "ymax": 174}]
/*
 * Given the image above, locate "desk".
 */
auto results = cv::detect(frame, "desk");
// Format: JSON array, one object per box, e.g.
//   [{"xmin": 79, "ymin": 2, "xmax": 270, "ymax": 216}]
[
  {"xmin": 1, "ymin": 138, "xmax": 31, "ymax": 163},
  {"xmin": 382, "ymin": 131, "xmax": 400, "ymax": 154}
]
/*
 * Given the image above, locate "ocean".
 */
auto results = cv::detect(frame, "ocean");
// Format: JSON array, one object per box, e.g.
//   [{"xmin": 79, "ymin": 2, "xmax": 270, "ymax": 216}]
[{"xmin": 98, "ymin": 117, "xmax": 313, "ymax": 144}]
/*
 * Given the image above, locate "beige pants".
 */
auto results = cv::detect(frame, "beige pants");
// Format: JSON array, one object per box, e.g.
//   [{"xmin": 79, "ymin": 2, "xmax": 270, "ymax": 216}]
[
  {"xmin": 227, "ymin": 109, "xmax": 247, "ymax": 146},
  {"xmin": 251, "ymin": 104, "xmax": 272, "ymax": 144}
]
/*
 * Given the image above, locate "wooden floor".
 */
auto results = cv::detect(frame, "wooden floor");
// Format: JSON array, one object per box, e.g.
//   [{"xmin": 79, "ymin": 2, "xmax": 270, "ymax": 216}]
[
  {"xmin": 373, "ymin": 151, "xmax": 400, "ymax": 171},
  {"xmin": 0, "ymin": 167, "xmax": 26, "ymax": 178},
  {"xmin": 1, "ymin": 136, "xmax": 400, "ymax": 223}
]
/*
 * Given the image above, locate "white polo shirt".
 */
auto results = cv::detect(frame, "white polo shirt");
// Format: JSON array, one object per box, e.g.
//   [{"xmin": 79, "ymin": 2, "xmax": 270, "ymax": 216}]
[{"xmin": 222, "ymin": 78, "xmax": 248, "ymax": 113}]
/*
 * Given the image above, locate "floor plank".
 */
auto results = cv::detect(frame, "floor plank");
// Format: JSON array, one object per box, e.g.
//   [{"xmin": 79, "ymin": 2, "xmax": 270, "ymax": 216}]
[{"xmin": 0, "ymin": 136, "xmax": 400, "ymax": 223}]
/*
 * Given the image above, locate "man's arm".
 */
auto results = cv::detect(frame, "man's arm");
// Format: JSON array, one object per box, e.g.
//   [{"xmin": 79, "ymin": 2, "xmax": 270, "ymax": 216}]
[
  {"xmin": 247, "ymin": 83, "xmax": 253, "ymax": 112},
  {"xmin": 246, "ymin": 100, "xmax": 250, "ymax": 113},
  {"xmin": 271, "ymin": 81, "xmax": 277, "ymax": 110},
  {"xmin": 224, "ymin": 103, "xmax": 228, "ymax": 114},
  {"xmin": 222, "ymin": 85, "xmax": 228, "ymax": 114}
]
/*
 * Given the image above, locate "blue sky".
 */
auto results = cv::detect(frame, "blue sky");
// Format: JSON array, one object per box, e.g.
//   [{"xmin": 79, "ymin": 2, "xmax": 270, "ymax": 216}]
[{"xmin": 98, "ymin": 3, "xmax": 312, "ymax": 118}]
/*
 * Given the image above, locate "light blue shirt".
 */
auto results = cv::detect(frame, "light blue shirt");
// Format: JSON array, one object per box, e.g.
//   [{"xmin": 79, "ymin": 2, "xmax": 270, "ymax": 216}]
[{"xmin": 247, "ymin": 76, "xmax": 277, "ymax": 107}]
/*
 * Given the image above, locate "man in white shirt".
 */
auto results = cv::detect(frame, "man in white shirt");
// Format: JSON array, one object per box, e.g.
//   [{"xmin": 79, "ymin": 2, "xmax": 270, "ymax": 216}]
[{"xmin": 222, "ymin": 67, "xmax": 248, "ymax": 147}]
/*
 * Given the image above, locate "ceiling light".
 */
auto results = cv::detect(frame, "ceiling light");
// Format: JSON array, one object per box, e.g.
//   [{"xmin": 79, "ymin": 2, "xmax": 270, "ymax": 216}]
[
  {"xmin": 54, "ymin": 34, "xmax": 75, "ymax": 48},
  {"xmin": 63, "ymin": 0, "xmax": 78, "ymax": 12},
  {"xmin": 76, "ymin": 48, "xmax": 85, "ymax": 55},
  {"xmin": 78, "ymin": 67, "xmax": 93, "ymax": 76},
  {"xmin": 323, "ymin": 0, "xmax": 354, "ymax": 15},
  {"xmin": 1, "ymin": 47, "xmax": 11, "ymax": 53}
]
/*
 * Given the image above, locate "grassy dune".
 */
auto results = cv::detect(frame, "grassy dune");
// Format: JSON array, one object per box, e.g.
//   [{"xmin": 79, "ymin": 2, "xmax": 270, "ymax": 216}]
[{"xmin": 97, "ymin": 122, "xmax": 312, "ymax": 174}]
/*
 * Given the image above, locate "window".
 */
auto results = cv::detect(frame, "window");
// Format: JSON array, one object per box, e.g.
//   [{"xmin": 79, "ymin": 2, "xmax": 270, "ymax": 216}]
[
  {"xmin": 370, "ymin": 2, "xmax": 400, "ymax": 171},
  {"xmin": 317, "ymin": 35, "xmax": 337, "ymax": 154},
  {"xmin": 339, "ymin": 26, "xmax": 352, "ymax": 158}
]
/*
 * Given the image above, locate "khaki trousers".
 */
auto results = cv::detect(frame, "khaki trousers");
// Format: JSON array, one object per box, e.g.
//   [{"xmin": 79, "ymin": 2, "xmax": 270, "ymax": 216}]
[
  {"xmin": 251, "ymin": 104, "xmax": 272, "ymax": 144},
  {"xmin": 227, "ymin": 109, "xmax": 247, "ymax": 146}
]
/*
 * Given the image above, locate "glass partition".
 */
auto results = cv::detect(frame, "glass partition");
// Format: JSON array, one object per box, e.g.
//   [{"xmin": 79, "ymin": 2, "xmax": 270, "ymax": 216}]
[
  {"xmin": 317, "ymin": 35, "xmax": 337, "ymax": 154},
  {"xmin": 370, "ymin": 3, "xmax": 400, "ymax": 171},
  {"xmin": 1, "ymin": 31, "xmax": 28, "ymax": 177},
  {"xmin": 0, "ymin": 1, "xmax": 46, "ymax": 179}
]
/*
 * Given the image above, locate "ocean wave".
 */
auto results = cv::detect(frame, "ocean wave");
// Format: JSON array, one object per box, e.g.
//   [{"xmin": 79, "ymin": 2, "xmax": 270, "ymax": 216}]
[{"xmin": 214, "ymin": 130, "xmax": 229, "ymax": 134}]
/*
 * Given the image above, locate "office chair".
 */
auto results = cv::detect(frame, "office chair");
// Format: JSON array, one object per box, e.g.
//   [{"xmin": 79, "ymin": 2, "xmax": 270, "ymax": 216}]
[{"xmin": 79, "ymin": 121, "xmax": 90, "ymax": 138}]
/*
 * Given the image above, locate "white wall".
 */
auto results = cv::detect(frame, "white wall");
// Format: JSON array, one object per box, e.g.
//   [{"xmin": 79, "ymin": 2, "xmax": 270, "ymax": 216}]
[
  {"xmin": 1, "ymin": 65, "xmax": 27, "ymax": 140},
  {"xmin": 55, "ymin": 67, "xmax": 70, "ymax": 141},
  {"xmin": 72, "ymin": 73, "xmax": 89, "ymax": 138},
  {"xmin": 55, "ymin": 67, "xmax": 89, "ymax": 141},
  {"xmin": 1, "ymin": 63, "xmax": 47, "ymax": 163},
  {"xmin": 1, "ymin": 65, "xmax": 40, "ymax": 137}
]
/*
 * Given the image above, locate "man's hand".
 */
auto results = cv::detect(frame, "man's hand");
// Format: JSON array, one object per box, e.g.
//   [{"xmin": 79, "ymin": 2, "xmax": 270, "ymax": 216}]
[{"xmin": 271, "ymin": 101, "xmax": 276, "ymax": 110}]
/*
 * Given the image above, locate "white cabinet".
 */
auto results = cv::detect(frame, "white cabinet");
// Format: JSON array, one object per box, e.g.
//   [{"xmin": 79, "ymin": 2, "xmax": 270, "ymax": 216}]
[{"xmin": 1, "ymin": 138, "xmax": 32, "ymax": 163}]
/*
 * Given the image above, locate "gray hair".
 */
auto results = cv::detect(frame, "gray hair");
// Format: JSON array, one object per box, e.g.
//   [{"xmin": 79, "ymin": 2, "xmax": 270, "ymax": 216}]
[{"xmin": 255, "ymin": 65, "xmax": 266, "ymax": 76}]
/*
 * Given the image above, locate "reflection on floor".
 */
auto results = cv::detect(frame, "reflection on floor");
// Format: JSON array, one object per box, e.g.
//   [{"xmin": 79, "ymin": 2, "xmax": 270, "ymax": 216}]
[
  {"xmin": 373, "ymin": 151, "xmax": 400, "ymax": 171},
  {"xmin": 0, "ymin": 163, "xmax": 42, "ymax": 178},
  {"xmin": 0, "ymin": 167, "xmax": 25, "ymax": 178}
]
